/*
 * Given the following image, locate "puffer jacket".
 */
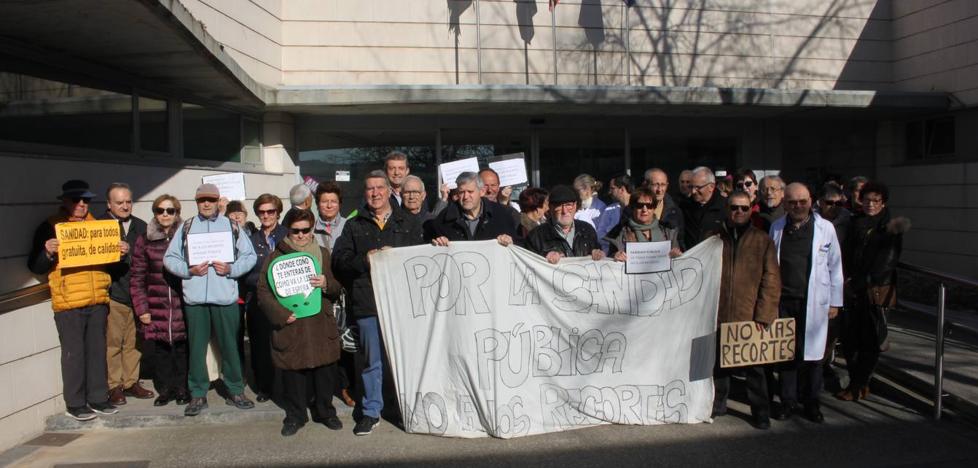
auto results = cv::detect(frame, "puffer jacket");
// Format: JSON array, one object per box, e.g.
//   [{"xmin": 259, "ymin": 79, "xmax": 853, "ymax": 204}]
[
  {"xmin": 527, "ymin": 220, "xmax": 600, "ymax": 258},
  {"xmin": 28, "ymin": 212, "xmax": 111, "ymax": 312},
  {"xmin": 258, "ymin": 241, "xmax": 343, "ymax": 370},
  {"xmin": 130, "ymin": 218, "xmax": 186, "ymax": 343},
  {"xmin": 715, "ymin": 221, "xmax": 781, "ymax": 325}
]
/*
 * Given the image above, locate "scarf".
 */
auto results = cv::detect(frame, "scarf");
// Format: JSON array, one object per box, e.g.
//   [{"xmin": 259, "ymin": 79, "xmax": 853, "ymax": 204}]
[
  {"xmin": 283, "ymin": 236, "xmax": 323, "ymax": 274},
  {"xmin": 627, "ymin": 218, "xmax": 658, "ymax": 242}
]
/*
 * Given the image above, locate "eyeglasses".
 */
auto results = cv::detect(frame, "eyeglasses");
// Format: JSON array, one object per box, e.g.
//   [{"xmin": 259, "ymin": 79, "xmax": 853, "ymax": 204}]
[
  {"xmin": 632, "ymin": 202, "xmax": 656, "ymax": 210},
  {"xmin": 691, "ymin": 182, "xmax": 714, "ymax": 191},
  {"xmin": 70, "ymin": 196, "xmax": 92, "ymax": 204},
  {"xmin": 290, "ymin": 227, "xmax": 312, "ymax": 235},
  {"xmin": 863, "ymin": 197, "xmax": 884, "ymax": 205},
  {"xmin": 153, "ymin": 207, "xmax": 177, "ymax": 215},
  {"xmin": 402, "ymin": 190, "xmax": 423, "ymax": 196},
  {"xmin": 257, "ymin": 209, "xmax": 279, "ymax": 216},
  {"xmin": 729, "ymin": 205, "xmax": 751, "ymax": 213},
  {"xmin": 197, "ymin": 197, "xmax": 218, "ymax": 204},
  {"xmin": 735, "ymin": 181, "xmax": 754, "ymax": 188},
  {"xmin": 821, "ymin": 200, "xmax": 845, "ymax": 207}
]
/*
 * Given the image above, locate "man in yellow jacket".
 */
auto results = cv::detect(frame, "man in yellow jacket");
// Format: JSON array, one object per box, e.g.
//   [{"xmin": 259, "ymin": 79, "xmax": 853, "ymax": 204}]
[{"xmin": 28, "ymin": 180, "xmax": 129, "ymax": 421}]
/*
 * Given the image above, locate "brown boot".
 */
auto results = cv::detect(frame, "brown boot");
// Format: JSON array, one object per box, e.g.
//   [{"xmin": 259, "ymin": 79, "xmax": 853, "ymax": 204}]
[
  {"xmin": 124, "ymin": 382, "xmax": 155, "ymax": 399},
  {"xmin": 835, "ymin": 389, "xmax": 857, "ymax": 402},
  {"xmin": 859, "ymin": 386, "xmax": 871, "ymax": 400},
  {"xmin": 109, "ymin": 386, "xmax": 127, "ymax": 406}
]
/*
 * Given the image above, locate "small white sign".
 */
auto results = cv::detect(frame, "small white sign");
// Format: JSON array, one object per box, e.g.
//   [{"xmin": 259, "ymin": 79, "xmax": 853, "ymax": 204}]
[
  {"xmin": 625, "ymin": 240, "xmax": 673, "ymax": 274},
  {"xmin": 271, "ymin": 256, "xmax": 316, "ymax": 298},
  {"xmin": 488, "ymin": 155, "xmax": 528, "ymax": 187},
  {"xmin": 202, "ymin": 173, "xmax": 247, "ymax": 201},
  {"xmin": 335, "ymin": 170, "xmax": 351, "ymax": 182},
  {"xmin": 438, "ymin": 157, "xmax": 480, "ymax": 189},
  {"xmin": 187, "ymin": 231, "xmax": 235, "ymax": 265}
]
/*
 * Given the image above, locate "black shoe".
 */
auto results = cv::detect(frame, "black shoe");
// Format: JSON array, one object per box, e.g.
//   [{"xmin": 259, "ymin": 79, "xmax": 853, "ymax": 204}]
[
  {"xmin": 773, "ymin": 402, "xmax": 796, "ymax": 421},
  {"xmin": 804, "ymin": 405, "xmax": 825, "ymax": 423},
  {"xmin": 711, "ymin": 407, "xmax": 727, "ymax": 418},
  {"xmin": 65, "ymin": 406, "xmax": 97, "ymax": 421},
  {"xmin": 175, "ymin": 393, "xmax": 192, "ymax": 405},
  {"xmin": 281, "ymin": 422, "xmax": 303, "ymax": 437},
  {"xmin": 184, "ymin": 397, "xmax": 208, "ymax": 416},
  {"xmin": 753, "ymin": 414, "xmax": 771, "ymax": 430},
  {"xmin": 88, "ymin": 401, "xmax": 118, "ymax": 415},
  {"xmin": 324, "ymin": 416, "xmax": 343, "ymax": 430},
  {"xmin": 154, "ymin": 395, "xmax": 172, "ymax": 407},
  {"xmin": 256, "ymin": 392, "xmax": 271, "ymax": 403},
  {"xmin": 353, "ymin": 416, "xmax": 380, "ymax": 436},
  {"xmin": 226, "ymin": 393, "xmax": 255, "ymax": 410}
]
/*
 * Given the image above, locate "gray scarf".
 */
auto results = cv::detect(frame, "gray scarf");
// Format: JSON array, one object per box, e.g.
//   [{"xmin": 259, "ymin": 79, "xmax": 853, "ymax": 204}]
[{"xmin": 627, "ymin": 218, "xmax": 658, "ymax": 242}]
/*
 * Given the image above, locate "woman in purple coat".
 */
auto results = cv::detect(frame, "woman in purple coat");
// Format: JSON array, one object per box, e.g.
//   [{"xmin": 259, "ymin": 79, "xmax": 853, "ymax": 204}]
[{"xmin": 130, "ymin": 194, "xmax": 189, "ymax": 406}]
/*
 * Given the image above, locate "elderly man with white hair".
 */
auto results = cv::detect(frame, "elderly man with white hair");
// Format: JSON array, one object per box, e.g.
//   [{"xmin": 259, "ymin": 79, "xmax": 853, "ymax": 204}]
[
  {"xmin": 289, "ymin": 183, "xmax": 313, "ymax": 211},
  {"xmin": 754, "ymin": 175, "xmax": 786, "ymax": 232},
  {"xmin": 680, "ymin": 166, "xmax": 727, "ymax": 247}
]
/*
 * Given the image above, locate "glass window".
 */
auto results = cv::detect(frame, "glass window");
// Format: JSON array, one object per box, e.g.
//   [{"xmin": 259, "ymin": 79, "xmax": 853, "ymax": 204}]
[
  {"xmin": 0, "ymin": 72, "xmax": 132, "ymax": 152},
  {"xmin": 539, "ymin": 128, "xmax": 623, "ymax": 194},
  {"xmin": 183, "ymin": 103, "xmax": 240, "ymax": 162},
  {"xmin": 906, "ymin": 117, "xmax": 955, "ymax": 160},
  {"xmin": 441, "ymin": 128, "xmax": 532, "ymax": 201},
  {"xmin": 241, "ymin": 118, "xmax": 262, "ymax": 164},
  {"xmin": 139, "ymin": 96, "xmax": 168, "ymax": 152},
  {"xmin": 630, "ymin": 135, "xmax": 737, "ymax": 192}
]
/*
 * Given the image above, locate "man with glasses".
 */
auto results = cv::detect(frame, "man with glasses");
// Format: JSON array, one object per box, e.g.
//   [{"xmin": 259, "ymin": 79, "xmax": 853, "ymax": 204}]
[
  {"xmin": 164, "ymin": 184, "xmax": 258, "ymax": 417},
  {"xmin": 713, "ymin": 191, "xmax": 780, "ymax": 430},
  {"xmin": 816, "ymin": 183, "xmax": 852, "ymax": 393},
  {"xmin": 527, "ymin": 185, "xmax": 604, "ymax": 264},
  {"xmin": 401, "ymin": 175, "xmax": 435, "ymax": 225},
  {"xmin": 681, "ymin": 166, "xmax": 726, "ymax": 247},
  {"xmin": 29, "ymin": 180, "xmax": 127, "ymax": 421},
  {"xmin": 754, "ymin": 175, "xmax": 786, "ymax": 232},
  {"xmin": 646, "ymin": 168, "xmax": 686, "ymax": 249},
  {"xmin": 99, "ymin": 182, "xmax": 153, "ymax": 405},
  {"xmin": 769, "ymin": 183, "xmax": 843, "ymax": 423}
]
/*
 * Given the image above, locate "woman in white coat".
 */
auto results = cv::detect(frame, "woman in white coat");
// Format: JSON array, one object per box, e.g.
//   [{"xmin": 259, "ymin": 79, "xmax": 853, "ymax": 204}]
[{"xmin": 769, "ymin": 183, "xmax": 844, "ymax": 423}]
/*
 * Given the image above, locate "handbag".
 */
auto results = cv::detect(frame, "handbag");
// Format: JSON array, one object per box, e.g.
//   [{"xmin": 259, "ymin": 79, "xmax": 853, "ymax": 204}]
[
  {"xmin": 333, "ymin": 291, "xmax": 360, "ymax": 353},
  {"xmin": 868, "ymin": 304, "xmax": 889, "ymax": 352}
]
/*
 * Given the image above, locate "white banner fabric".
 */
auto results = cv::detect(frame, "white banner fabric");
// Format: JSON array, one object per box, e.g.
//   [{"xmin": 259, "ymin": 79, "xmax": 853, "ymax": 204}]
[{"xmin": 370, "ymin": 237, "xmax": 722, "ymax": 438}]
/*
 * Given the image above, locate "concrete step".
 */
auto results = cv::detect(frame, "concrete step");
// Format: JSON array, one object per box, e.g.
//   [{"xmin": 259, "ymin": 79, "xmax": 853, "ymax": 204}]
[{"xmin": 46, "ymin": 383, "xmax": 354, "ymax": 432}]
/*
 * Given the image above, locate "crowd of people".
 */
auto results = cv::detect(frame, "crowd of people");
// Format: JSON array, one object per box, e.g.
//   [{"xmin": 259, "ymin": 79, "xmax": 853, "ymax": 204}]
[{"xmin": 28, "ymin": 152, "xmax": 910, "ymax": 437}]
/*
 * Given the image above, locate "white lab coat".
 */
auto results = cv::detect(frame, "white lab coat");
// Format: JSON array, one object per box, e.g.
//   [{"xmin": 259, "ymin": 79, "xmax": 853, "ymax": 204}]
[{"xmin": 770, "ymin": 213, "xmax": 844, "ymax": 361}]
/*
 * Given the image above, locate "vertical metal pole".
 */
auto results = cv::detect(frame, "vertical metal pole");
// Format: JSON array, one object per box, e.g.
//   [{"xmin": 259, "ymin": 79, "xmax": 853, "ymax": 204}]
[
  {"xmin": 934, "ymin": 283, "xmax": 946, "ymax": 420},
  {"xmin": 623, "ymin": 3, "xmax": 630, "ymax": 86},
  {"xmin": 435, "ymin": 128, "xmax": 444, "ymax": 189},
  {"xmin": 623, "ymin": 127, "xmax": 631, "ymax": 176},
  {"xmin": 475, "ymin": 0, "xmax": 483, "ymax": 84},
  {"xmin": 531, "ymin": 130, "xmax": 541, "ymax": 187},
  {"xmin": 551, "ymin": 7, "xmax": 558, "ymax": 85}
]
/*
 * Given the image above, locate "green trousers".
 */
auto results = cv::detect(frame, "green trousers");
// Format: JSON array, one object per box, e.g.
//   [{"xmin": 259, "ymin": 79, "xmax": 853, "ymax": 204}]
[{"xmin": 185, "ymin": 304, "xmax": 244, "ymax": 398}]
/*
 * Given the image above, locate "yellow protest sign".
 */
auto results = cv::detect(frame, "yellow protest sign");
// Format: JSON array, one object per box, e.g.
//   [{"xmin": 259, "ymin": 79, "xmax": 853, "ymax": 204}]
[
  {"xmin": 55, "ymin": 220, "xmax": 121, "ymax": 268},
  {"xmin": 719, "ymin": 318, "xmax": 796, "ymax": 368}
]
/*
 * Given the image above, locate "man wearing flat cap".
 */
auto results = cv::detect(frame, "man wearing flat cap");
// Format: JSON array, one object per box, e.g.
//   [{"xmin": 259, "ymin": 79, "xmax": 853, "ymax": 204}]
[
  {"xmin": 164, "ymin": 183, "xmax": 257, "ymax": 417},
  {"xmin": 29, "ymin": 180, "xmax": 128, "ymax": 421},
  {"xmin": 526, "ymin": 185, "xmax": 604, "ymax": 264}
]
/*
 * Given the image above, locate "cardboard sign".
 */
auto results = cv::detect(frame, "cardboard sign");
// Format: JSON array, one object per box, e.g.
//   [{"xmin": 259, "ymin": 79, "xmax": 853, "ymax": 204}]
[
  {"xmin": 186, "ymin": 231, "xmax": 235, "ymax": 265},
  {"xmin": 202, "ymin": 172, "xmax": 246, "ymax": 201},
  {"xmin": 488, "ymin": 154, "xmax": 528, "ymax": 187},
  {"xmin": 267, "ymin": 252, "xmax": 321, "ymax": 318},
  {"xmin": 624, "ymin": 240, "xmax": 672, "ymax": 274},
  {"xmin": 719, "ymin": 318, "xmax": 795, "ymax": 368},
  {"xmin": 55, "ymin": 220, "xmax": 122, "ymax": 268},
  {"xmin": 438, "ymin": 157, "xmax": 480, "ymax": 189}
]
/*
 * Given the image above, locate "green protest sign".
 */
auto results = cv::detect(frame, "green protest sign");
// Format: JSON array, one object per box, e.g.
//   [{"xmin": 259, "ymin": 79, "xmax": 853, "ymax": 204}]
[{"xmin": 267, "ymin": 252, "xmax": 321, "ymax": 318}]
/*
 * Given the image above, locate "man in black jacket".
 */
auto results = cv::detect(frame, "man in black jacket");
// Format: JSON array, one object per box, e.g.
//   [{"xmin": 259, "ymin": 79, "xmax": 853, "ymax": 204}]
[
  {"xmin": 332, "ymin": 170, "xmax": 424, "ymax": 436},
  {"xmin": 681, "ymin": 167, "xmax": 726, "ymax": 247},
  {"xmin": 527, "ymin": 185, "xmax": 604, "ymax": 263},
  {"xmin": 99, "ymin": 182, "xmax": 152, "ymax": 405},
  {"xmin": 425, "ymin": 172, "xmax": 520, "ymax": 247}
]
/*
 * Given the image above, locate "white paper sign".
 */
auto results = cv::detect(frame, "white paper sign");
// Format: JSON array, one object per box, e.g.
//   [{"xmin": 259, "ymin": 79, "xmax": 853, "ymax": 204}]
[
  {"xmin": 271, "ymin": 256, "xmax": 316, "ymax": 298},
  {"xmin": 186, "ymin": 231, "xmax": 235, "ymax": 265},
  {"xmin": 335, "ymin": 170, "xmax": 351, "ymax": 182},
  {"xmin": 625, "ymin": 240, "xmax": 673, "ymax": 274},
  {"xmin": 202, "ymin": 173, "xmax": 247, "ymax": 201},
  {"xmin": 438, "ymin": 157, "xmax": 480, "ymax": 189},
  {"xmin": 370, "ymin": 238, "xmax": 722, "ymax": 438},
  {"xmin": 488, "ymin": 156, "xmax": 528, "ymax": 187}
]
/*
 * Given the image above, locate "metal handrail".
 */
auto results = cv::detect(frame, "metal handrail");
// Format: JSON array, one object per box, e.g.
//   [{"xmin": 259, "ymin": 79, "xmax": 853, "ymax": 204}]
[{"xmin": 896, "ymin": 262, "xmax": 978, "ymax": 421}]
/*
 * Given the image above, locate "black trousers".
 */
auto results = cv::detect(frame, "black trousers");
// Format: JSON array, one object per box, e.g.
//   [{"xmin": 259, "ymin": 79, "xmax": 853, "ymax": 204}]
[
  {"xmin": 714, "ymin": 364, "xmax": 770, "ymax": 417},
  {"xmin": 779, "ymin": 298, "xmax": 823, "ymax": 407},
  {"xmin": 53, "ymin": 305, "xmax": 109, "ymax": 408},
  {"xmin": 246, "ymin": 297, "xmax": 277, "ymax": 396},
  {"xmin": 149, "ymin": 339, "xmax": 189, "ymax": 397},
  {"xmin": 822, "ymin": 314, "xmax": 843, "ymax": 391},
  {"xmin": 842, "ymin": 297, "xmax": 883, "ymax": 390},
  {"xmin": 281, "ymin": 364, "xmax": 339, "ymax": 425}
]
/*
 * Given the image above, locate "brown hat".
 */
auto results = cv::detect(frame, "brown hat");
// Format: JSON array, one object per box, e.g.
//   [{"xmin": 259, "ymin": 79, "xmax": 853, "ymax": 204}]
[{"xmin": 195, "ymin": 183, "xmax": 220, "ymax": 200}]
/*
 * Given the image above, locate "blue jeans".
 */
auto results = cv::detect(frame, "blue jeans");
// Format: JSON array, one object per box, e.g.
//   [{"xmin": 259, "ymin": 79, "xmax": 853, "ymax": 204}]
[{"xmin": 357, "ymin": 316, "xmax": 384, "ymax": 418}]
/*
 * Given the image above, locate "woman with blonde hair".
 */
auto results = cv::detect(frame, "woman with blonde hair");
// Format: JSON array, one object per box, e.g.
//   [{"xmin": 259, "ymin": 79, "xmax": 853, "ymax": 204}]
[{"xmin": 572, "ymin": 173, "xmax": 606, "ymax": 228}]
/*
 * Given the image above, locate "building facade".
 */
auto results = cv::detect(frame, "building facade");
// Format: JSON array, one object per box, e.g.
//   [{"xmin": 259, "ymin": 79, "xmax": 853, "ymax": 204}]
[{"xmin": 1, "ymin": 0, "xmax": 976, "ymax": 449}]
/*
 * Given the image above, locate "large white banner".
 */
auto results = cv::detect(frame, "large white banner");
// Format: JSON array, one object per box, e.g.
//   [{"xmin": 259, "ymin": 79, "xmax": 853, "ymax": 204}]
[{"xmin": 371, "ymin": 237, "xmax": 722, "ymax": 438}]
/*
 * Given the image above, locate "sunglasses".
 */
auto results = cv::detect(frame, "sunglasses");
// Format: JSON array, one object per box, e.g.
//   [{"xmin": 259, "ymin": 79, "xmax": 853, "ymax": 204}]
[
  {"xmin": 735, "ymin": 181, "xmax": 754, "ymax": 188},
  {"xmin": 197, "ymin": 197, "xmax": 218, "ymax": 203},
  {"xmin": 153, "ymin": 207, "xmax": 177, "ymax": 215},
  {"xmin": 632, "ymin": 202, "xmax": 656, "ymax": 210},
  {"xmin": 821, "ymin": 200, "xmax": 845, "ymax": 207},
  {"xmin": 290, "ymin": 227, "xmax": 312, "ymax": 235},
  {"xmin": 257, "ymin": 209, "xmax": 279, "ymax": 216},
  {"xmin": 70, "ymin": 196, "xmax": 92, "ymax": 204},
  {"xmin": 729, "ymin": 205, "xmax": 751, "ymax": 213}
]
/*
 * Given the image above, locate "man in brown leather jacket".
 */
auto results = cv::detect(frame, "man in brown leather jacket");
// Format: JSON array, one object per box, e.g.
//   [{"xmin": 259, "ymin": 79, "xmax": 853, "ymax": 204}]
[{"xmin": 713, "ymin": 191, "xmax": 781, "ymax": 430}]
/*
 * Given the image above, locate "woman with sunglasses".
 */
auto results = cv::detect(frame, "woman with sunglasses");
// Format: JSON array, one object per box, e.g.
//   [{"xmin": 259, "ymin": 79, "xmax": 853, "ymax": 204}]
[
  {"xmin": 243, "ymin": 193, "xmax": 289, "ymax": 403},
  {"xmin": 605, "ymin": 186, "xmax": 682, "ymax": 261},
  {"xmin": 734, "ymin": 168, "xmax": 760, "ymax": 207},
  {"xmin": 129, "ymin": 194, "xmax": 190, "ymax": 406},
  {"xmin": 257, "ymin": 208, "xmax": 343, "ymax": 436}
]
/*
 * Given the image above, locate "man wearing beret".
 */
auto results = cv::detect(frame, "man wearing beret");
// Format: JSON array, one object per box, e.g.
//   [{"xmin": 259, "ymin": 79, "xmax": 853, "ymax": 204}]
[{"xmin": 164, "ymin": 183, "xmax": 257, "ymax": 416}]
